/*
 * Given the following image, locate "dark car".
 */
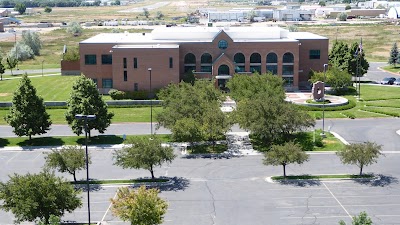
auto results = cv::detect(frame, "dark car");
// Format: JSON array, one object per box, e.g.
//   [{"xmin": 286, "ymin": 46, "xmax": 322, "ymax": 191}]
[{"xmin": 380, "ymin": 77, "xmax": 396, "ymax": 85}]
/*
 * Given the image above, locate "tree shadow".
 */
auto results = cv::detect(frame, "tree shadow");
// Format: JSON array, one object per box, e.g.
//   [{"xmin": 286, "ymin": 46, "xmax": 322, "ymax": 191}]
[
  {"xmin": 74, "ymin": 183, "xmax": 103, "ymax": 192},
  {"xmin": 157, "ymin": 177, "xmax": 190, "ymax": 192},
  {"xmin": 353, "ymin": 174, "xmax": 399, "ymax": 187},
  {"xmin": 17, "ymin": 137, "xmax": 65, "ymax": 147},
  {"xmin": 0, "ymin": 138, "xmax": 10, "ymax": 147},
  {"xmin": 77, "ymin": 135, "xmax": 124, "ymax": 146},
  {"xmin": 276, "ymin": 179, "xmax": 322, "ymax": 187},
  {"xmin": 182, "ymin": 153, "xmax": 243, "ymax": 159}
]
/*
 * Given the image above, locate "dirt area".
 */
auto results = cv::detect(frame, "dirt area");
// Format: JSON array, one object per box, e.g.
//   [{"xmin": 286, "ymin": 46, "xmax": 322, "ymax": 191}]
[{"xmin": 0, "ymin": 93, "xmax": 10, "ymax": 97}]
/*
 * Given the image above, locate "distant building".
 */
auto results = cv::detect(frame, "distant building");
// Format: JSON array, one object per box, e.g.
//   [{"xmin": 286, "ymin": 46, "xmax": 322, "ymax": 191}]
[
  {"xmin": 388, "ymin": 7, "xmax": 400, "ymax": 18},
  {"xmin": 78, "ymin": 27, "xmax": 328, "ymax": 93}
]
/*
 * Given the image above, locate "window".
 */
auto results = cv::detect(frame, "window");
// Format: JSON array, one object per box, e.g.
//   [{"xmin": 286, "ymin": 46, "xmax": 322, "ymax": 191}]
[
  {"xmin": 250, "ymin": 53, "xmax": 261, "ymax": 74},
  {"xmin": 134, "ymin": 83, "xmax": 138, "ymax": 91},
  {"xmin": 169, "ymin": 57, "xmax": 173, "ymax": 68},
  {"xmin": 92, "ymin": 78, "xmax": 98, "ymax": 86},
  {"xmin": 201, "ymin": 53, "xmax": 212, "ymax": 72},
  {"xmin": 102, "ymin": 79, "xmax": 113, "ymax": 88},
  {"xmin": 184, "ymin": 53, "xmax": 196, "ymax": 73},
  {"xmin": 283, "ymin": 52, "xmax": 294, "ymax": 63},
  {"xmin": 266, "ymin": 53, "xmax": 278, "ymax": 75},
  {"xmin": 282, "ymin": 52, "xmax": 294, "ymax": 76},
  {"xmin": 124, "ymin": 71, "xmax": 127, "ymax": 81},
  {"xmin": 123, "ymin": 58, "xmax": 127, "ymax": 69},
  {"xmin": 309, "ymin": 50, "xmax": 321, "ymax": 59},
  {"xmin": 282, "ymin": 65, "xmax": 294, "ymax": 75},
  {"xmin": 133, "ymin": 58, "xmax": 138, "ymax": 69},
  {"xmin": 218, "ymin": 40, "xmax": 228, "ymax": 50},
  {"xmin": 101, "ymin": 54, "xmax": 112, "ymax": 64},
  {"xmin": 84, "ymin": 54, "xmax": 96, "ymax": 65},
  {"xmin": 283, "ymin": 77, "xmax": 294, "ymax": 86},
  {"xmin": 234, "ymin": 53, "xmax": 245, "ymax": 73}
]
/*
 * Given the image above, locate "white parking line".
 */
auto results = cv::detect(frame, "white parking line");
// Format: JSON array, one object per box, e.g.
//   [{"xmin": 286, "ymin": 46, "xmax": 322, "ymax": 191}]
[
  {"xmin": 281, "ymin": 215, "xmax": 349, "ymax": 219},
  {"xmin": 323, "ymin": 182, "xmax": 352, "ymax": 219},
  {"xmin": 101, "ymin": 191, "xmax": 118, "ymax": 222},
  {"xmin": 6, "ymin": 152, "xmax": 20, "ymax": 164}
]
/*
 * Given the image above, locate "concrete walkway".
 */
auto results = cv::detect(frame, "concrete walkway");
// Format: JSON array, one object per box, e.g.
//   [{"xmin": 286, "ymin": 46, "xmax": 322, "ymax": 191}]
[{"xmin": 3, "ymin": 68, "xmax": 61, "ymax": 76}]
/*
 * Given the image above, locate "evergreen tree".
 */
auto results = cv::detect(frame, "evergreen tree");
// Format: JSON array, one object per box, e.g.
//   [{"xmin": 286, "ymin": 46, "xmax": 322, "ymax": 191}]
[
  {"xmin": 0, "ymin": 55, "xmax": 5, "ymax": 81},
  {"xmin": 65, "ymin": 75, "xmax": 114, "ymax": 136},
  {"xmin": 329, "ymin": 41, "xmax": 351, "ymax": 72},
  {"xmin": 348, "ymin": 42, "xmax": 369, "ymax": 77},
  {"xmin": 389, "ymin": 42, "xmax": 399, "ymax": 67},
  {"xmin": 5, "ymin": 74, "xmax": 51, "ymax": 141}
]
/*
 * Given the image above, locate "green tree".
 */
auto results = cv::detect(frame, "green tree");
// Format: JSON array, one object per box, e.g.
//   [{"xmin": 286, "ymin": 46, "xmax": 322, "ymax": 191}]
[
  {"xmin": 111, "ymin": 186, "xmax": 168, "ymax": 225},
  {"xmin": 5, "ymin": 55, "xmax": 18, "ymax": 76},
  {"xmin": 113, "ymin": 136, "xmax": 176, "ymax": 179},
  {"xmin": 171, "ymin": 117, "xmax": 203, "ymax": 146},
  {"xmin": 319, "ymin": 1, "xmax": 326, "ymax": 6},
  {"xmin": 0, "ymin": 55, "xmax": 5, "ymax": 81},
  {"xmin": 143, "ymin": 8, "xmax": 150, "ymax": 18},
  {"xmin": 336, "ymin": 142, "xmax": 383, "ymax": 175},
  {"xmin": 339, "ymin": 211, "xmax": 373, "ymax": 225},
  {"xmin": 309, "ymin": 66, "xmax": 352, "ymax": 92},
  {"xmin": 0, "ymin": 170, "xmax": 82, "ymax": 225},
  {"xmin": 329, "ymin": 41, "xmax": 351, "ymax": 72},
  {"xmin": 388, "ymin": 42, "xmax": 398, "ymax": 67},
  {"xmin": 66, "ymin": 21, "xmax": 83, "ymax": 36},
  {"xmin": 5, "ymin": 74, "xmax": 51, "ymax": 141},
  {"xmin": 44, "ymin": 6, "xmax": 52, "ymax": 13},
  {"xmin": 9, "ymin": 42, "xmax": 34, "ymax": 61},
  {"xmin": 14, "ymin": 3, "xmax": 26, "ymax": 14},
  {"xmin": 337, "ymin": 12, "xmax": 348, "ymax": 21},
  {"xmin": 345, "ymin": 5, "xmax": 351, "ymax": 10},
  {"xmin": 21, "ymin": 31, "xmax": 42, "ymax": 56},
  {"xmin": 156, "ymin": 80, "xmax": 224, "ymax": 143},
  {"xmin": 201, "ymin": 104, "xmax": 231, "ymax": 149},
  {"xmin": 263, "ymin": 141, "xmax": 309, "ymax": 177},
  {"xmin": 348, "ymin": 41, "xmax": 369, "ymax": 77},
  {"xmin": 156, "ymin": 11, "xmax": 164, "ymax": 20},
  {"xmin": 115, "ymin": 0, "xmax": 121, "ymax": 5},
  {"xmin": 63, "ymin": 46, "xmax": 80, "ymax": 61},
  {"xmin": 44, "ymin": 145, "xmax": 90, "ymax": 182},
  {"xmin": 65, "ymin": 75, "xmax": 114, "ymax": 137}
]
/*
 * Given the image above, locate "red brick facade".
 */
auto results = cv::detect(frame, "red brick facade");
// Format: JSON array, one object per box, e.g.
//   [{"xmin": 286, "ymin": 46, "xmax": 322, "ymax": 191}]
[{"xmin": 79, "ymin": 27, "xmax": 328, "ymax": 93}]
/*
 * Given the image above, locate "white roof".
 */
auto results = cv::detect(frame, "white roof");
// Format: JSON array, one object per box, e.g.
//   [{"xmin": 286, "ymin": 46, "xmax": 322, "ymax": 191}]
[{"xmin": 81, "ymin": 26, "xmax": 326, "ymax": 44}]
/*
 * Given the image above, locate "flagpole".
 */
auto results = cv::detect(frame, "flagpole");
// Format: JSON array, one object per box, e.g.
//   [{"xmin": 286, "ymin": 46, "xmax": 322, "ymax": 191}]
[{"xmin": 358, "ymin": 38, "xmax": 362, "ymax": 100}]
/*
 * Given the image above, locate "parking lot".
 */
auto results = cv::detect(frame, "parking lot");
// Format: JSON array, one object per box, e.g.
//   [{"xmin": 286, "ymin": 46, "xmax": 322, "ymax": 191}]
[{"xmin": 1, "ymin": 149, "xmax": 400, "ymax": 225}]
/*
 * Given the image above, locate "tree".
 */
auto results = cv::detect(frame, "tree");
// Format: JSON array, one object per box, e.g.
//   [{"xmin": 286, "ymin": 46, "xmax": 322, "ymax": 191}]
[
  {"xmin": 201, "ymin": 104, "xmax": 231, "ymax": 149},
  {"xmin": 0, "ymin": 170, "xmax": 82, "ymax": 225},
  {"xmin": 388, "ymin": 42, "xmax": 398, "ymax": 67},
  {"xmin": 5, "ymin": 56, "xmax": 18, "ymax": 76},
  {"xmin": 44, "ymin": 6, "xmax": 52, "ymax": 13},
  {"xmin": 44, "ymin": 145, "xmax": 90, "ymax": 182},
  {"xmin": 66, "ymin": 21, "xmax": 83, "ymax": 36},
  {"xmin": 319, "ymin": 1, "xmax": 326, "ymax": 6},
  {"xmin": 111, "ymin": 186, "xmax": 168, "ymax": 225},
  {"xmin": 345, "ymin": 5, "xmax": 351, "ymax": 10},
  {"xmin": 309, "ymin": 66, "xmax": 352, "ymax": 92},
  {"xmin": 337, "ymin": 12, "xmax": 347, "ymax": 21},
  {"xmin": 329, "ymin": 41, "xmax": 351, "ymax": 72},
  {"xmin": 0, "ymin": 55, "xmax": 5, "ymax": 81},
  {"xmin": 171, "ymin": 117, "xmax": 203, "ymax": 146},
  {"xmin": 348, "ymin": 41, "xmax": 369, "ymax": 77},
  {"xmin": 143, "ymin": 8, "xmax": 150, "ymax": 18},
  {"xmin": 339, "ymin": 211, "xmax": 373, "ymax": 225},
  {"xmin": 156, "ymin": 11, "xmax": 164, "ymax": 20},
  {"xmin": 287, "ymin": 25, "xmax": 298, "ymax": 32},
  {"xmin": 14, "ymin": 3, "xmax": 26, "ymax": 14},
  {"xmin": 9, "ymin": 42, "xmax": 34, "ymax": 61},
  {"xmin": 336, "ymin": 142, "xmax": 383, "ymax": 175},
  {"xmin": 65, "ymin": 75, "xmax": 114, "ymax": 137},
  {"xmin": 113, "ymin": 136, "xmax": 176, "ymax": 179},
  {"xmin": 21, "ymin": 31, "xmax": 42, "ymax": 56},
  {"xmin": 114, "ymin": 0, "xmax": 121, "ymax": 5},
  {"xmin": 263, "ymin": 141, "xmax": 309, "ymax": 177},
  {"xmin": 5, "ymin": 74, "xmax": 51, "ymax": 141}
]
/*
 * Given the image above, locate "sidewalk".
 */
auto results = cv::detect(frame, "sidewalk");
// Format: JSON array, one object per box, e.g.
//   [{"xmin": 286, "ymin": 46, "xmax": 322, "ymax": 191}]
[{"xmin": 3, "ymin": 68, "xmax": 61, "ymax": 76}]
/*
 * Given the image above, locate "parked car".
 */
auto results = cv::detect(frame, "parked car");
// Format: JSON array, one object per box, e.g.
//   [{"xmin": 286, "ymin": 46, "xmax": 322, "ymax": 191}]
[
  {"xmin": 380, "ymin": 77, "xmax": 396, "ymax": 85},
  {"xmin": 394, "ymin": 78, "xmax": 400, "ymax": 85}
]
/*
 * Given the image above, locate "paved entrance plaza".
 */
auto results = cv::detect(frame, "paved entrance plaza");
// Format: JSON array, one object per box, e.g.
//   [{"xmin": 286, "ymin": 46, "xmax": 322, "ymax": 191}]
[{"xmin": 1, "ymin": 148, "xmax": 400, "ymax": 225}]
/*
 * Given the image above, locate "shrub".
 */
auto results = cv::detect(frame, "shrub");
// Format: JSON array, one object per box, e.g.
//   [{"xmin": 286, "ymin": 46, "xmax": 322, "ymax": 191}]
[
  {"xmin": 9, "ymin": 42, "xmax": 34, "ymax": 61},
  {"xmin": 63, "ymin": 47, "xmax": 80, "ymax": 61},
  {"xmin": 109, "ymin": 89, "xmax": 126, "ymax": 100},
  {"xmin": 66, "ymin": 22, "xmax": 83, "ymax": 36},
  {"xmin": 337, "ymin": 12, "xmax": 347, "ymax": 21},
  {"xmin": 21, "ymin": 31, "xmax": 42, "ymax": 56},
  {"xmin": 44, "ymin": 6, "xmax": 52, "ymax": 13},
  {"xmin": 314, "ymin": 134, "xmax": 324, "ymax": 147}
]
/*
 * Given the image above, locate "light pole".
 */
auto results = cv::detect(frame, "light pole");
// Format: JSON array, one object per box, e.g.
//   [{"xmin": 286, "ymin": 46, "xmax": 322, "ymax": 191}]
[
  {"xmin": 321, "ymin": 63, "xmax": 328, "ymax": 138},
  {"xmin": 14, "ymin": 32, "xmax": 18, "ymax": 70},
  {"xmin": 148, "ymin": 68, "xmax": 153, "ymax": 136},
  {"xmin": 74, "ymin": 114, "xmax": 96, "ymax": 225},
  {"xmin": 41, "ymin": 60, "xmax": 44, "ymax": 76}
]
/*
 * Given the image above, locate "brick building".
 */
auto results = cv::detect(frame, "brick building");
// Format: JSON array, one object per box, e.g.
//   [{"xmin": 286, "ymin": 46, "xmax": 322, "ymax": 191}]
[{"xmin": 79, "ymin": 26, "xmax": 328, "ymax": 93}]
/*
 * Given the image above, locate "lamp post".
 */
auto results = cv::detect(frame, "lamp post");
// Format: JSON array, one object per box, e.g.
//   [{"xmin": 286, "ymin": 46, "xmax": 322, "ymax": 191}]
[
  {"xmin": 14, "ymin": 32, "xmax": 18, "ymax": 70},
  {"xmin": 321, "ymin": 64, "xmax": 328, "ymax": 138},
  {"xmin": 148, "ymin": 68, "xmax": 153, "ymax": 136},
  {"xmin": 74, "ymin": 114, "xmax": 96, "ymax": 225},
  {"xmin": 41, "ymin": 60, "xmax": 44, "ymax": 76}
]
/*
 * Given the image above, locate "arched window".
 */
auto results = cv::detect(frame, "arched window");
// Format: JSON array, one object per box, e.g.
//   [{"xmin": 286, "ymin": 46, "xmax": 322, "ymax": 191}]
[
  {"xmin": 282, "ymin": 52, "xmax": 294, "ymax": 86},
  {"xmin": 234, "ymin": 53, "xmax": 245, "ymax": 73},
  {"xmin": 250, "ymin": 53, "xmax": 261, "ymax": 74},
  {"xmin": 266, "ymin": 53, "xmax": 278, "ymax": 75},
  {"xmin": 201, "ymin": 53, "xmax": 212, "ymax": 72},
  {"xmin": 184, "ymin": 53, "xmax": 196, "ymax": 73},
  {"xmin": 218, "ymin": 64, "xmax": 230, "ymax": 75}
]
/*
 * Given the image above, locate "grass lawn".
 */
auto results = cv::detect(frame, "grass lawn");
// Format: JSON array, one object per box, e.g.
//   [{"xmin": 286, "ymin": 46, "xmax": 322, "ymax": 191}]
[
  {"xmin": 359, "ymin": 84, "xmax": 400, "ymax": 101},
  {"xmin": 187, "ymin": 144, "xmax": 227, "ymax": 154},
  {"xmin": 365, "ymin": 99, "xmax": 400, "ymax": 108},
  {"xmin": 72, "ymin": 178, "xmax": 169, "ymax": 185},
  {"xmin": 271, "ymin": 174, "xmax": 374, "ymax": 180},
  {"xmin": 381, "ymin": 65, "xmax": 400, "ymax": 74},
  {"xmin": 0, "ymin": 75, "xmax": 79, "ymax": 102},
  {"xmin": 0, "ymin": 134, "xmax": 172, "ymax": 147},
  {"xmin": 0, "ymin": 107, "xmax": 163, "ymax": 125}
]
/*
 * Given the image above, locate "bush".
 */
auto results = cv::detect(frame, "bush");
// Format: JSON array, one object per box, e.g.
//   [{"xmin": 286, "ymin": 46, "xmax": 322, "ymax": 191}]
[
  {"xmin": 9, "ymin": 42, "xmax": 34, "ymax": 61},
  {"xmin": 109, "ymin": 89, "xmax": 126, "ymax": 100},
  {"xmin": 63, "ymin": 47, "xmax": 80, "ymax": 61},
  {"xmin": 337, "ymin": 12, "xmax": 347, "ymax": 21},
  {"xmin": 66, "ymin": 22, "xmax": 82, "ymax": 36},
  {"xmin": 21, "ymin": 31, "xmax": 42, "ymax": 56},
  {"xmin": 44, "ymin": 6, "xmax": 52, "ymax": 13},
  {"xmin": 299, "ymin": 98, "xmax": 356, "ymax": 111},
  {"xmin": 314, "ymin": 134, "xmax": 324, "ymax": 147}
]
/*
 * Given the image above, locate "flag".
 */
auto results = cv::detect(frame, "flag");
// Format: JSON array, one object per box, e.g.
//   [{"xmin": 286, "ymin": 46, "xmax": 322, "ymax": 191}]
[{"xmin": 354, "ymin": 38, "xmax": 363, "ymax": 57}]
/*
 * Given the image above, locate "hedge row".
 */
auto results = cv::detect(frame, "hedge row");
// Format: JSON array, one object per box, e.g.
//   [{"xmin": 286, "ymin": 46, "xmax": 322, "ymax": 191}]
[
  {"xmin": 298, "ymin": 98, "xmax": 356, "ymax": 112},
  {"xmin": 109, "ymin": 89, "xmax": 149, "ymax": 100},
  {"xmin": 361, "ymin": 108, "xmax": 400, "ymax": 117}
]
